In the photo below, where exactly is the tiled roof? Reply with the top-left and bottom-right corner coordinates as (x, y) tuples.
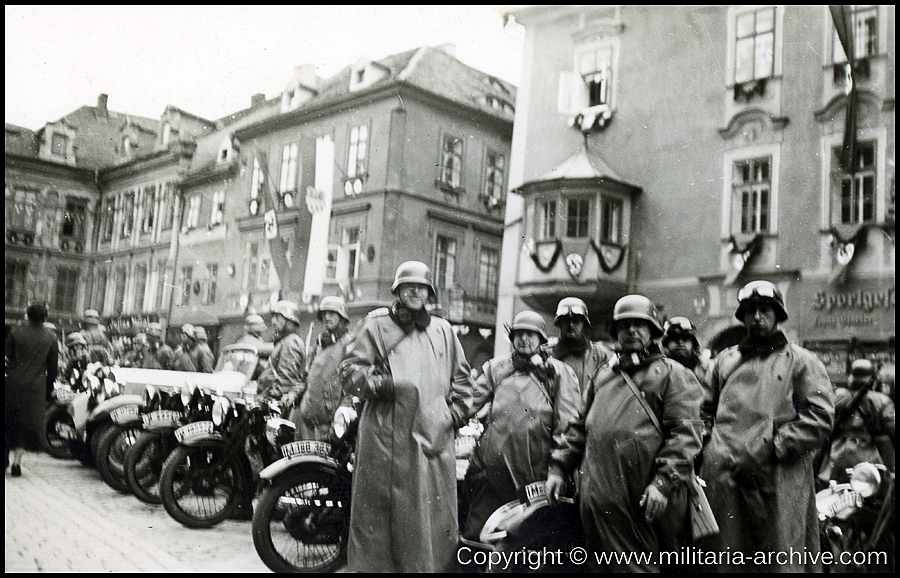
(188, 99), (283, 173)
(5, 124), (39, 157)
(300, 46), (516, 121)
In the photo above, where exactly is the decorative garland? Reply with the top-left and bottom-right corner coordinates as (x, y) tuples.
(727, 234), (761, 255)
(590, 239), (628, 273)
(828, 225), (867, 248)
(527, 238), (563, 273)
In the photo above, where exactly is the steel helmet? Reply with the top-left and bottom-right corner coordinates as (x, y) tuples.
(317, 295), (350, 323)
(66, 332), (88, 348)
(83, 309), (101, 323)
(850, 359), (876, 380)
(507, 311), (548, 343)
(610, 295), (664, 339)
(193, 327), (208, 341)
(391, 261), (435, 296)
(272, 300), (302, 325)
(663, 316), (700, 347)
(554, 297), (590, 326)
(735, 280), (788, 322)
(147, 322), (164, 337)
(244, 314), (265, 326)
(180, 324), (196, 339)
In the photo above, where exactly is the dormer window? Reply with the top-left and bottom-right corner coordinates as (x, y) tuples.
(51, 133), (68, 158)
(217, 137), (234, 164)
(162, 122), (172, 146)
(349, 59), (387, 92)
(355, 68), (366, 84)
(123, 136), (133, 156)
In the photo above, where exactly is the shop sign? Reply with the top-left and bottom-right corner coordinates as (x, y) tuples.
(811, 288), (894, 329)
(103, 315), (159, 337)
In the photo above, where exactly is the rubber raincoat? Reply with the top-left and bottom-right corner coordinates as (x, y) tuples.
(819, 386), (894, 484)
(551, 340), (613, 394)
(292, 331), (352, 441)
(257, 332), (306, 401)
(462, 353), (581, 539)
(554, 354), (703, 572)
(700, 336), (834, 572)
(340, 308), (477, 573)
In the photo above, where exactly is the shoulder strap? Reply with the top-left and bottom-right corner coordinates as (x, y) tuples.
(619, 369), (664, 437)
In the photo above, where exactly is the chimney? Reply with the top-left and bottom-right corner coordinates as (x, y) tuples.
(251, 93), (265, 109)
(97, 94), (109, 117)
(293, 65), (319, 91)
(436, 43), (456, 58)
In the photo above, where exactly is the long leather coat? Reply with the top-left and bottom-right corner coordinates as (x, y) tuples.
(700, 337), (834, 572)
(555, 355), (703, 572)
(820, 386), (894, 483)
(340, 309), (477, 573)
(551, 340), (613, 394)
(257, 332), (306, 401)
(462, 353), (580, 539)
(291, 331), (352, 441)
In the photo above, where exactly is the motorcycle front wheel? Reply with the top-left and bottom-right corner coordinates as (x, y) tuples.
(252, 466), (351, 573)
(159, 444), (244, 528)
(96, 423), (144, 493)
(125, 431), (174, 504)
(42, 405), (75, 459)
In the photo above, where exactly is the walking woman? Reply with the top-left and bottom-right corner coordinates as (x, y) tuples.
(6, 303), (59, 476)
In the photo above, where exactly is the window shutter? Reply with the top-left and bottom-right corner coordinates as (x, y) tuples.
(558, 71), (588, 115)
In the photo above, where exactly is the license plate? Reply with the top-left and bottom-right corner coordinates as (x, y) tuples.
(174, 421), (214, 443)
(55, 389), (77, 403)
(142, 410), (185, 429)
(525, 481), (547, 502)
(281, 440), (332, 459)
(110, 405), (141, 424)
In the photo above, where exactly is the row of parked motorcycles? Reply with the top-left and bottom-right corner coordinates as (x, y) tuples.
(41, 344), (351, 573)
(42, 343), (891, 573)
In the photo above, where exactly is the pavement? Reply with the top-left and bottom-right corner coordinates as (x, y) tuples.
(5, 450), (274, 573)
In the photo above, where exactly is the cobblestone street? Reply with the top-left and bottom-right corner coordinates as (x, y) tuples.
(5, 450), (271, 573)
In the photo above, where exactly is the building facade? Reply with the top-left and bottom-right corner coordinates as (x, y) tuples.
(498, 5), (894, 385)
(6, 46), (513, 367)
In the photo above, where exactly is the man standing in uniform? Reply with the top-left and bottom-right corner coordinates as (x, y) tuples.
(193, 327), (215, 373)
(80, 309), (112, 365)
(550, 297), (613, 394)
(6, 303), (59, 476)
(819, 358), (894, 484)
(662, 316), (713, 437)
(257, 301), (307, 404)
(340, 261), (477, 573)
(145, 322), (174, 370)
(291, 296), (353, 441)
(172, 324), (200, 372)
(547, 295), (703, 572)
(235, 314), (274, 361)
(700, 280), (834, 571)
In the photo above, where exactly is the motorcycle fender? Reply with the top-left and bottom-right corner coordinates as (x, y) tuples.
(144, 423), (180, 434)
(88, 395), (143, 425)
(259, 454), (339, 481)
(69, 393), (92, 433)
(180, 432), (226, 447)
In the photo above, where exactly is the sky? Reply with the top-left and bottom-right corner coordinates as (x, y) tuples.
(5, 5), (525, 130)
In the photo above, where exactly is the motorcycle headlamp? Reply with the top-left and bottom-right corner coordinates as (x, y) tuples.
(333, 406), (358, 440)
(142, 385), (158, 410)
(181, 382), (195, 406)
(849, 462), (882, 498)
(265, 417), (297, 448)
(212, 397), (230, 426)
(104, 378), (120, 398)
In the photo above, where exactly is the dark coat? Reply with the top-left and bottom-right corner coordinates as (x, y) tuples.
(257, 332), (306, 401)
(292, 331), (352, 441)
(6, 322), (59, 450)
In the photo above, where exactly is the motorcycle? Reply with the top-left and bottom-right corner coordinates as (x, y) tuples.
(158, 387), (288, 528)
(124, 382), (211, 504)
(66, 363), (144, 467)
(121, 344), (261, 503)
(252, 408), (578, 574)
(42, 377), (83, 459)
(817, 462), (895, 573)
(251, 406), (356, 573)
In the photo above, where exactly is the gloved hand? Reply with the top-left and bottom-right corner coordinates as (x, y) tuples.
(280, 391), (298, 408)
(545, 471), (567, 507)
(368, 374), (395, 400)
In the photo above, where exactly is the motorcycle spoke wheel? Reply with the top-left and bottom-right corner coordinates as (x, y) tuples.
(252, 467), (350, 573)
(125, 431), (169, 504)
(42, 406), (75, 459)
(160, 445), (243, 528)
(96, 424), (141, 494)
